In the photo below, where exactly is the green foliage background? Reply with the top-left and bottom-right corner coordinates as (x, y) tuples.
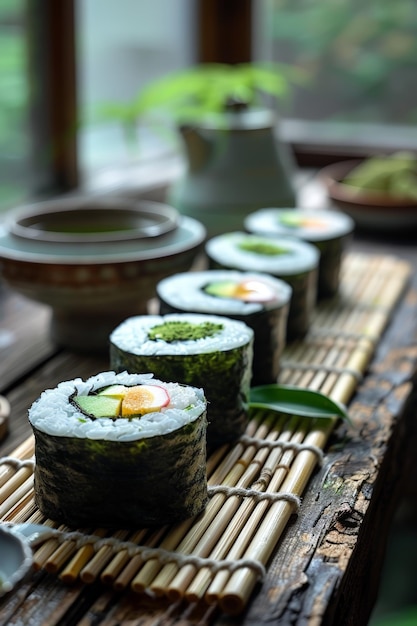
(268, 0), (417, 123)
(0, 0), (28, 209)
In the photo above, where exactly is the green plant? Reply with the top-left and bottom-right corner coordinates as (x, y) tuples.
(97, 62), (305, 154)
(135, 62), (302, 120)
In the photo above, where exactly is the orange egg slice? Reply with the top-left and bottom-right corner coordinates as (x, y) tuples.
(121, 384), (170, 417)
(233, 280), (276, 302)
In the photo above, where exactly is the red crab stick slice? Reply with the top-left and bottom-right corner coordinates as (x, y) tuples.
(121, 384), (170, 417)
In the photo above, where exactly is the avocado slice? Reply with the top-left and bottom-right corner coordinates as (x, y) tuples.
(97, 384), (128, 399)
(74, 395), (121, 418)
(204, 280), (238, 298)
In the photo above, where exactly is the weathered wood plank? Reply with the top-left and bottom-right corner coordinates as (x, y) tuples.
(0, 284), (56, 393)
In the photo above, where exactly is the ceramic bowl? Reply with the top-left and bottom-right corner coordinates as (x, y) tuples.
(0, 196), (206, 352)
(318, 159), (417, 231)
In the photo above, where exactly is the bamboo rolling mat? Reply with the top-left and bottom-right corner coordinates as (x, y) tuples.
(0, 252), (412, 616)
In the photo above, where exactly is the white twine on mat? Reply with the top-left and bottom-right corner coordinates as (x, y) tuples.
(208, 485), (301, 510)
(280, 361), (363, 382)
(5, 525), (266, 581)
(0, 456), (35, 470)
(238, 435), (324, 465)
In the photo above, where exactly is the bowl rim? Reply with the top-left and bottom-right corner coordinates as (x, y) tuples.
(318, 159), (417, 209)
(6, 196), (180, 244)
(0, 215), (207, 265)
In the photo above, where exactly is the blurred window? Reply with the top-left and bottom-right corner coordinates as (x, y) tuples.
(254, 0), (417, 161)
(77, 0), (197, 183)
(2, 0), (417, 211)
(0, 0), (29, 211)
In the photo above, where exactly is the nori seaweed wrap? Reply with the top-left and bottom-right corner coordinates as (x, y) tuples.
(205, 232), (320, 340)
(28, 371), (208, 528)
(245, 208), (354, 298)
(109, 313), (254, 446)
(156, 270), (292, 385)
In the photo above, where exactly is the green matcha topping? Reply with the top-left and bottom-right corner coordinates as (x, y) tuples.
(238, 238), (290, 256)
(148, 320), (224, 342)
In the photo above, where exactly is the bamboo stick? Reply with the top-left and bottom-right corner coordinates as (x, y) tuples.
(80, 529), (131, 584)
(0, 452), (34, 488)
(45, 539), (78, 574)
(25, 509), (45, 524)
(0, 475), (33, 518)
(33, 523), (66, 571)
(4, 499), (37, 524)
(113, 527), (167, 592)
(0, 467), (34, 504)
(3, 492), (35, 522)
(59, 528), (108, 584)
(100, 529), (148, 585)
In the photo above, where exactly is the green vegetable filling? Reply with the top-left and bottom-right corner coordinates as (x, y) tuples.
(278, 213), (302, 228)
(237, 238), (290, 256)
(203, 280), (236, 298)
(74, 395), (121, 418)
(147, 320), (224, 342)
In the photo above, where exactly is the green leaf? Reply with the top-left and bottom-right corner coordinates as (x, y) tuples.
(249, 384), (350, 422)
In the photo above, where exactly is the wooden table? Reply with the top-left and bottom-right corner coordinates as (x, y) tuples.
(1, 181), (417, 626)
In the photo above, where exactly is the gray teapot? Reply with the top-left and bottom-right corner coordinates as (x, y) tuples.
(168, 109), (297, 238)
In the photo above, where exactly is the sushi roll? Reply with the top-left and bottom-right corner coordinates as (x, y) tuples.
(205, 232), (320, 340)
(110, 313), (254, 446)
(156, 270), (292, 385)
(28, 371), (208, 528)
(244, 208), (354, 298)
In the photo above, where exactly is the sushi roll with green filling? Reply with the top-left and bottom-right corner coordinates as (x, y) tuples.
(245, 208), (354, 298)
(205, 232), (320, 340)
(110, 313), (254, 446)
(156, 270), (292, 385)
(28, 371), (208, 528)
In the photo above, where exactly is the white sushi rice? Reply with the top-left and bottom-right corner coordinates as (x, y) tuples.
(28, 371), (206, 441)
(244, 208), (355, 242)
(205, 231), (320, 275)
(157, 270), (292, 314)
(110, 313), (254, 356)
